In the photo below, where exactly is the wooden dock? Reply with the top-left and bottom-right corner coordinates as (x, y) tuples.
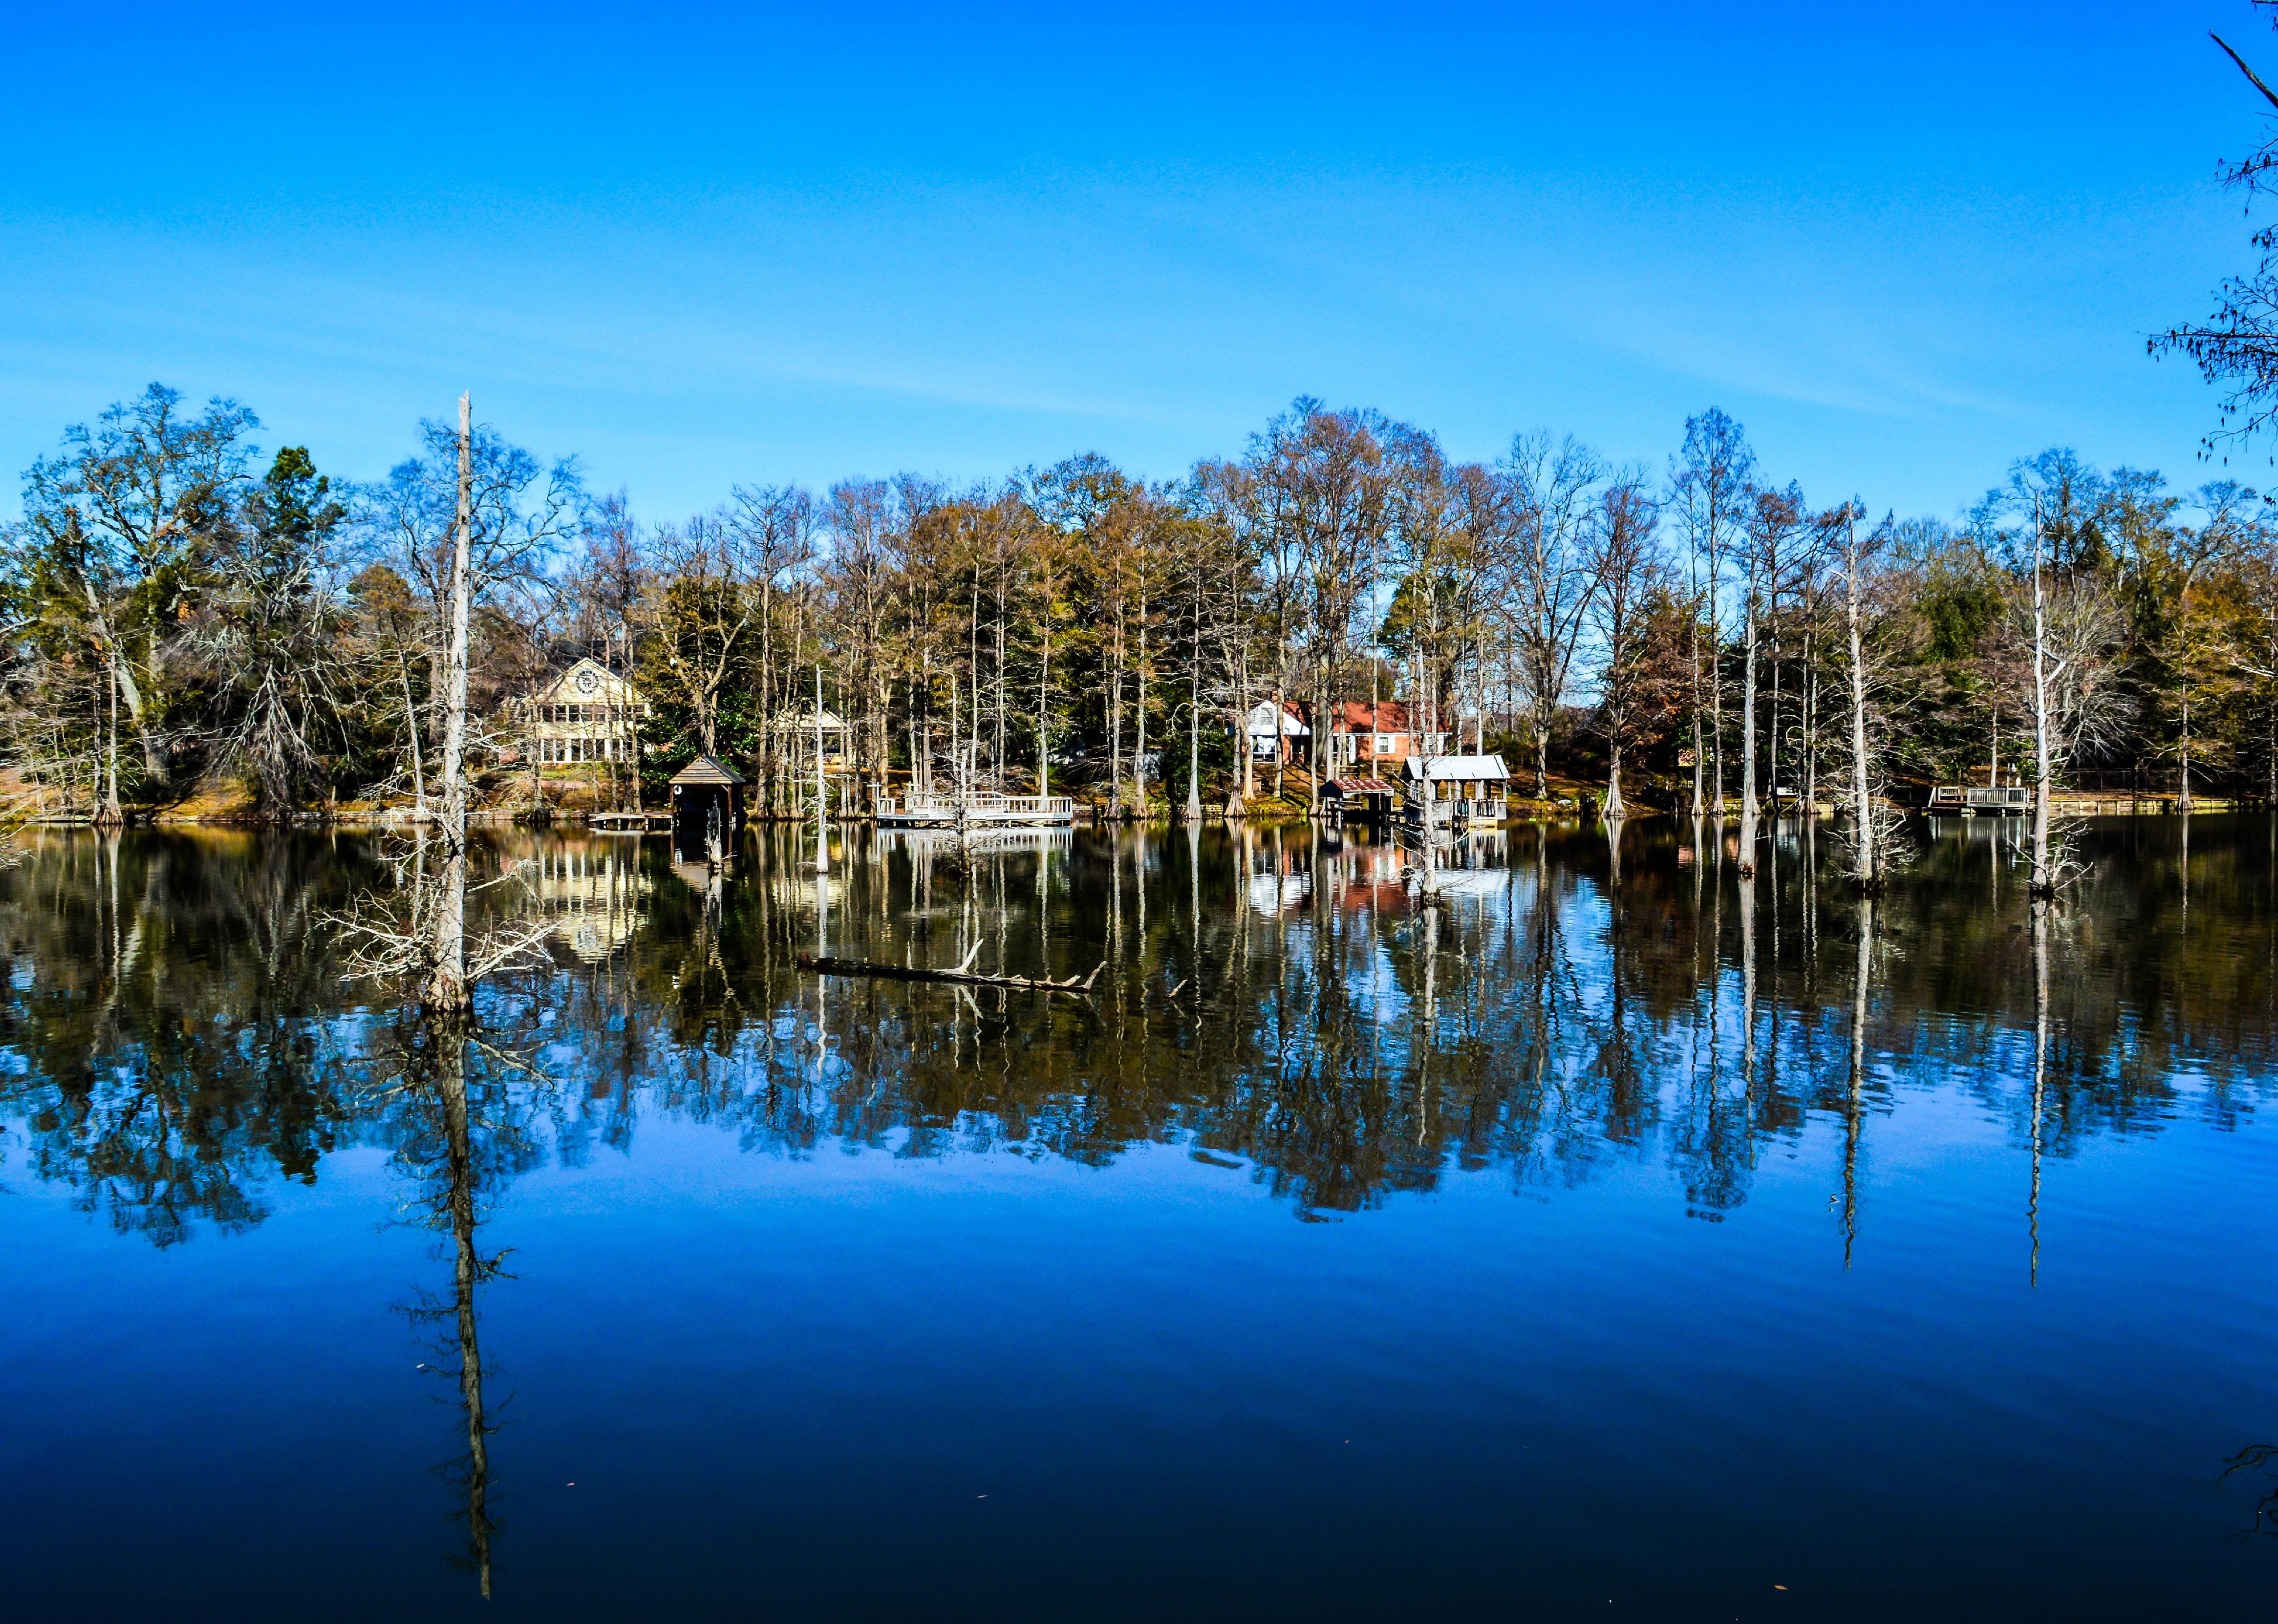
(875, 792), (1075, 829)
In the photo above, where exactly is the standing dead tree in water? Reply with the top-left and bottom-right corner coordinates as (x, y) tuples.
(353, 397), (582, 1010)
(430, 397), (479, 1009)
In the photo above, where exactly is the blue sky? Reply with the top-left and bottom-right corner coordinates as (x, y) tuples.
(1, 2), (2267, 523)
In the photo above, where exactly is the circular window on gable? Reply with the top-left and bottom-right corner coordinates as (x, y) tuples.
(574, 670), (600, 696)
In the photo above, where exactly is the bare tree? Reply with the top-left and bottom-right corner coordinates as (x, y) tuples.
(1829, 502), (1888, 889)
(1506, 432), (1603, 799)
(1671, 409), (1756, 821)
(1246, 399), (1407, 813)
(430, 397), (478, 1009)
(640, 490), (811, 762)
(1737, 483), (1804, 872)
(352, 398), (583, 1009)
(1583, 474), (1665, 820)
(2154, 16), (2278, 454)
(2017, 498), (2127, 893)
(19, 383), (260, 790)
(571, 492), (652, 809)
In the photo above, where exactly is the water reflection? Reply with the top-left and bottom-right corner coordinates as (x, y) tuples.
(4, 818), (2271, 1238)
(1, 815), (2275, 1586)
(389, 1018), (522, 1598)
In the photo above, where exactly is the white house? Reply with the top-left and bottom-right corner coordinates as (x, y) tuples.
(1240, 701), (1309, 763)
(515, 658), (648, 768)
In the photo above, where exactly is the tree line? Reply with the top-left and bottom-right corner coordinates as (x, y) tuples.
(6, 382), (2277, 835)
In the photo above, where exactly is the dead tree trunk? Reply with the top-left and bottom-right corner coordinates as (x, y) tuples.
(2028, 498), (2057, 895)
(1843, 511), (1876, 890)
(424, 393), (475, 1013)
(1739, 576), (1761, 873)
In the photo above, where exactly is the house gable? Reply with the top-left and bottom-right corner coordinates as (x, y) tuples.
(536, 658), (643, 708)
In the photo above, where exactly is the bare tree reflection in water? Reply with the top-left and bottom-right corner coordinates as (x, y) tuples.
(0, 830), (381, 1243)
(2030, 896), (2050, 1287)
(2, 815), (2273, 1241)
(1841, 895), (1872, 1270)
(386, 1015), (542, 1600)
(9, 818), (2278, 1566)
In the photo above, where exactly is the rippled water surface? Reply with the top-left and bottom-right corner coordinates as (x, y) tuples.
(2, 815), (2274, 1620)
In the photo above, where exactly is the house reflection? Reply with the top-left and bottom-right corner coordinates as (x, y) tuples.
(0, 816), (2269, 1238)
(520, 841), (652, 962)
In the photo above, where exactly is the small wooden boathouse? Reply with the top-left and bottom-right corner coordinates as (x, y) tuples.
(1321, 777), (1397, 825)
(669, 756), (746, 856)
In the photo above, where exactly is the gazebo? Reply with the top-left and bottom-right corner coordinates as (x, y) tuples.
(669, 756), (746, 858)
(1401, 754), (1510, 831)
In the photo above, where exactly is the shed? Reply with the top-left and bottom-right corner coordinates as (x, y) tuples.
(669, 756), (746, 858)
(1322, 777), (1397, 824)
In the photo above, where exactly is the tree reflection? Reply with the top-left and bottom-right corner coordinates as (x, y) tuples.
(1842, 895), (1872, 1268)
(0, 830), (378, 1242)
(0, 817), (2269, 1244)
(385, 1013), (541, 1598)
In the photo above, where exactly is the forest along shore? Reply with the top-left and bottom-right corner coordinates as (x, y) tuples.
(7, 389), (2273, 836)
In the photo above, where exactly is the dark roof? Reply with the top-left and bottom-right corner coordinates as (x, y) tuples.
(1325, 777), (1395, 795)
(669, 754), (746, 786)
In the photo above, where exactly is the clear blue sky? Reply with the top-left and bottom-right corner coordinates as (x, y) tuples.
(1, 2), (2267, 524)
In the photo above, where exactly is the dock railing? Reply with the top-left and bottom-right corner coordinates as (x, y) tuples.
(1926, 786), (2034, 811)
(877, 792), (1075, 821)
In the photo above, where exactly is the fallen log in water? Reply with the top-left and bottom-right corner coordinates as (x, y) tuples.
(795, 950), (1106, 996)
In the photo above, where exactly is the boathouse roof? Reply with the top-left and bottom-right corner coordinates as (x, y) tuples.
(1402, 754), (1509, 782)
(669, 755), (746, 786)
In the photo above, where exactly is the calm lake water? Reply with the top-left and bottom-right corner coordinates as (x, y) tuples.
(2, 815), (2273, 1620)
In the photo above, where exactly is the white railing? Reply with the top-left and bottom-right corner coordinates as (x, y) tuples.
(878, 793), (1075, 819)
(1928, 786), (2034, 809)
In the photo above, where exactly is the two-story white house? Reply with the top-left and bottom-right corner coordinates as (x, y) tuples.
(511, 658), (649, 768)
